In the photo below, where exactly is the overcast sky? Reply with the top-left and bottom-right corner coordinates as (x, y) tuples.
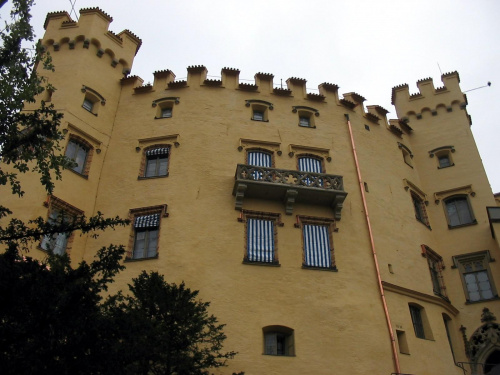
(3, 0), (499, 193)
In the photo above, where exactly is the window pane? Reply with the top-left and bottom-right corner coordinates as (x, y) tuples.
(446, 201), (460, 226)
(253, 111), (264, 121)
(162, 108), (172, 118)
(158, 157), (169, 176)
(74, 146), (87, 174)
(439, 155), (451, 168)
(66, 141), (77, 159)
(456, 199), (473, 224)
(145, 159), (157, 177)
(299, 116), (310, 127)
(83, 99), (93, 111)
(134, 231), (146, 259)
(265, 333), (277, 355)
(52, 233), (68, 255)
(146, 229), (158, 258)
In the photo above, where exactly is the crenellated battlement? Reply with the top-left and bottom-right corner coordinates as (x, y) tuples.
(122, 64), (396, 128)
(42, 7), (142, 73)
(391, 72), (467, 121)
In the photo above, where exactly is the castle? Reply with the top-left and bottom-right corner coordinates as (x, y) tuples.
(5, 7), (500, 374)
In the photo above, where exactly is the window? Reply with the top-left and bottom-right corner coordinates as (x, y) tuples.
(453, 251), (497, 303)
(298, 155), (323, 187)
(297, 216), (336, 270)
(411, 192), (429, 227)
(247, 218), (275, 263)
(246, 99), (272, 122)
(241, 211), (281, 265)
(421, 245), (446, 298)
(429, 146), (455, 169)
(127, 205), (168, 261)
(263, 326), (294, 356)
(144, 147), (170, 178)
(81, 85), (105, 116)
(442, 314), (456, 361)
(398, 142), (413, 167)
(292, 106), (318, 128)
(153, 96), (179, 119)
(409, 305), (425, 339)
(40, 197), (83, 256)
(444, 195), (475, 228)
(396, 330), (410, 354)
(247, 149), (272, 180)
(133, 214), (160, 259)
(409, 304), (433, 339)
(65, 138), (90, 175)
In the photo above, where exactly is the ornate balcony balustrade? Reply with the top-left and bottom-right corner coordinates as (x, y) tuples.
(232, 164), (347, 219)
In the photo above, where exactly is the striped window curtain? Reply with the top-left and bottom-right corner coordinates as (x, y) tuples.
(303, 224), (331, 268)
(248, 150), (272, 180)
(298, 157), (323, 186)
(247, 218), (275, 263)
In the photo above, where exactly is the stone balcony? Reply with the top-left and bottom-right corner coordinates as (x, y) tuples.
(232, 164), (347, 219)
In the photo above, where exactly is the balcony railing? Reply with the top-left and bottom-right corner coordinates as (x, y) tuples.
(232, 164), (347, 219)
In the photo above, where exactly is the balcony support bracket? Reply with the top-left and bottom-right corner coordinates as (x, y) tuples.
(285, 189), (298, 215)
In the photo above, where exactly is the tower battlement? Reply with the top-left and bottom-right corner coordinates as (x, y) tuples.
(42, 7), (141, 74)
(391, 72), (467, 120)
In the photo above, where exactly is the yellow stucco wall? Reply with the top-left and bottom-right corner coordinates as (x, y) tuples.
(2, 8), (499, 375)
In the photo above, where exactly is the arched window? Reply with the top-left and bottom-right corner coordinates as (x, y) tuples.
(247, 149), (273, 181)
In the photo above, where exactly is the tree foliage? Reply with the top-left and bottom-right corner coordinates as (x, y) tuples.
(109, 272), (237, 375)
(0, 0), (72, 212)
(0, 244), (127, 374)
(0, 248), (237, 374)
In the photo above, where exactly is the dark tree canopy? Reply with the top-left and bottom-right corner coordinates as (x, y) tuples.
(110, 272), (237, 375)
